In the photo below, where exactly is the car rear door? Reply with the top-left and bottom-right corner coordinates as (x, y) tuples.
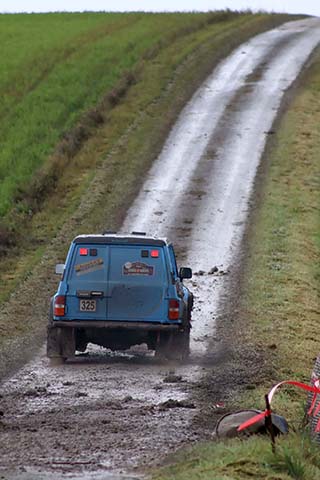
(65, 244), (109, 320)
(107, 245), (167, 322)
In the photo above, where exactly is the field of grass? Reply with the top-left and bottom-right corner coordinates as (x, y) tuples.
(0, 12), (221, 216)
(153, 46), (320, 480)
(0, 11), (294, 306)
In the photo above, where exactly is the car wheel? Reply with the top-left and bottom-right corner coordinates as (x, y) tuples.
(47, 304), (75, 360)
(165, 329), (190, 361)
(175, 328), (190, 361)
(155, 332), (170, 360)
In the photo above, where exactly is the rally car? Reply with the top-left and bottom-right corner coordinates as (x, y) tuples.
(47, 233), (193, 361)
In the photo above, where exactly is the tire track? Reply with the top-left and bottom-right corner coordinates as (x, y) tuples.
(122, 18), (320, 352)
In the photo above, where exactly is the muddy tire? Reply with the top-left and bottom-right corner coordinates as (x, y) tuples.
(172, 305), (192, 361)
(165, 307), (191, 361)
(47, 324), (61, 358)
(47, 326), (75, 360)
(168, 329), (190, 361)
(155, 329), (190, 361)
(310, 355), (320, 444)
(75, 329), (88, 353)
(155, 332), (170, 360)
(47, 302), (75, 360)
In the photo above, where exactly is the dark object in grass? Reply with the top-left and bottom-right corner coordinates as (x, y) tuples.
(215, 409), (289, 439)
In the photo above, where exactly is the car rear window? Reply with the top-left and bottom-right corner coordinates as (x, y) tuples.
(67, 245), (166, 283)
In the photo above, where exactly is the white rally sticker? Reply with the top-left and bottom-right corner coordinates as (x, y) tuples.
(123, 261), (154, 276)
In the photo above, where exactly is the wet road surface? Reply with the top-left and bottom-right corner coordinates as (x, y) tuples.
(1, 18), (320, 480)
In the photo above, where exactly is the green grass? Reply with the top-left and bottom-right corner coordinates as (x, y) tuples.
(0, 10), (259, 217)
(151, 41), (320, 480)
(0, 12), (207, 215)
(153, 434), (320, 480)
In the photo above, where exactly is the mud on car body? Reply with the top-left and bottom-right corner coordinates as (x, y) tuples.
(47, 233), (193, 361)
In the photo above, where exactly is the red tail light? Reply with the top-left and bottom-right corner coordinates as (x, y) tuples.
(168, 299), (180, 320)
(54, 295), (66, 316)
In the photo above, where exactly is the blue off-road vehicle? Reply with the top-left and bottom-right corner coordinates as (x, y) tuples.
(47, 233), (193, 361)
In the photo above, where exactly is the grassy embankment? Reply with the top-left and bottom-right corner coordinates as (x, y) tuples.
(0, 12), (293, 316)
(153, 48), (320, 480)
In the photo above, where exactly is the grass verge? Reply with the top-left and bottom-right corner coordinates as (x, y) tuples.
(151, 38), (320, 480)
(154, 434), (320, 480)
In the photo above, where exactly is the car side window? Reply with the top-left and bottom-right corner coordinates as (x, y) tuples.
(168, 245), (178, 279)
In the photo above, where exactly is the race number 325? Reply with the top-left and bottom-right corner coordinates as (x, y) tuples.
(79, 299), (96, 312)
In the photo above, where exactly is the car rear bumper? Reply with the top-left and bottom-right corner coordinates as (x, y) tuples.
(52, 320), (181, 331)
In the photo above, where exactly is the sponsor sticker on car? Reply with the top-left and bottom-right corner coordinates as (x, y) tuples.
(75, 258), (104, 276)
(123, 261), (154, 276)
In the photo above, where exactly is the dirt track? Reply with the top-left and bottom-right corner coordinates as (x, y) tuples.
(1, 18), (320, 480)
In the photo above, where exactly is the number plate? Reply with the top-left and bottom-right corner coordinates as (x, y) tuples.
(79, 299), (96, 312)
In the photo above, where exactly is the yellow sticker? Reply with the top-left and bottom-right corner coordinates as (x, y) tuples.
(75, 258), (104, 276)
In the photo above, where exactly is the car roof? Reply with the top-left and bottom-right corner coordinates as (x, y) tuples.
(73, 234), (168, 247)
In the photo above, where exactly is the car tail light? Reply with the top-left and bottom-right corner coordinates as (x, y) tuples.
(168, 299), (180, 320)
(79, 248), (88, 256)
(54, 295), (66, 316)
(151, 250), (159, 258)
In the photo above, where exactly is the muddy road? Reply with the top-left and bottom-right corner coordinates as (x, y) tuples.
(1, 18), (320, 480)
